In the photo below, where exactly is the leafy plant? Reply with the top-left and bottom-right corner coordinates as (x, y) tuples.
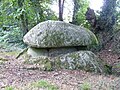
(0, 27), (26, 51)
(32, 80), (58, 90)
(80, 82), (91, 90)
(0, 0), (57, 35)
(5, 86), (14, 90)
(72, 0), (90, 28)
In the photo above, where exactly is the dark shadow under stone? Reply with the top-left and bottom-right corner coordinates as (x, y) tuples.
(27, 46), (87, 58)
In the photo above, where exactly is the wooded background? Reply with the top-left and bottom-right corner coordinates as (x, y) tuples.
(0, 0), (120, 51)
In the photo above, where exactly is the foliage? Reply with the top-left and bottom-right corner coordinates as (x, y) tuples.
(116, 0), (120, 23)
(26, 0), (57, 26)
(0, 0), (57, 50)
(98, 0), (117, 31)
(32, 80), (58, 90)
(0, 0), (57, 28)
(92, 0), (118, 51)
(72, 0), (90, 28)
(115, 0), (120, 31)
(0, 27), (26, 51)
(1, 28), (22, 43)
(80, 82), (91, 90)
(5, 86), (14, 90)
(0, 0), (119, 51)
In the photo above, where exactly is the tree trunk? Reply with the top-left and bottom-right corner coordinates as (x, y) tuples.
(58, 0), (65, 21)
(20, 14), (28, 36)
(18, 0), (28, 36)
(72, 0), (80, 24)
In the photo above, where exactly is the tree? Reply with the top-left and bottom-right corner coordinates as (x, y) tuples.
(18, 0), (28, 36)
(58, 0), (65, 21)
(0, 0), (57, 33)
(98, 0), (117, 32)
(0, 0), (16, 28)
(93, 0), (117, 50)
(116, 0), (120, 29)
(71, 0), (90, 28)
(0, 0), (57, 47)
(72, 0), (80, 24)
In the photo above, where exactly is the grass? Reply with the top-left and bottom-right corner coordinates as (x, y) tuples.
(2, 51), (19, 57)
(3, 80), (58, 90)
(31, 80), (58, 90)
(5, 86), (14, 90)
(80, 82), (91, 90)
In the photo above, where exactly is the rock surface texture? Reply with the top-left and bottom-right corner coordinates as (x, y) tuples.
(26, 51), (105, 73)
(23, 20), (98, 48)
(23, 20), (106, 73)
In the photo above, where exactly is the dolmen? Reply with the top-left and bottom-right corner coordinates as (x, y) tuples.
(23, 20), (106, 73)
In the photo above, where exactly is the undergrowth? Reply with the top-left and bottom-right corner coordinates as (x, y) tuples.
(0, 27), (26, 51)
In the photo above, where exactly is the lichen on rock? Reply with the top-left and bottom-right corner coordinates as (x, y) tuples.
(23, 20), (98, 48)
(22, 20), (104, 73)
(53, 51), (105, 73)
(24, 51), (106, 73)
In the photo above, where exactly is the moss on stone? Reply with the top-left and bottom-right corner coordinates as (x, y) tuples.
(23, 20), (98, 48)
(43, 58), (53, 71)
(23, 50), (106, 73)
(43, 30), (65, 47)
(68, 52), (80, 60)
(53, 58), (62, 70)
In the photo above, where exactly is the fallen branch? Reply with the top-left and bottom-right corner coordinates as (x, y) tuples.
(16, 47), (29, 59)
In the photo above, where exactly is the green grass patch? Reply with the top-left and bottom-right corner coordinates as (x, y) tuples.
(32, 80), (58, 90)
(5, 86), (14, 90)
(79, 82), (91, 90)
(2, 51), (20, 57)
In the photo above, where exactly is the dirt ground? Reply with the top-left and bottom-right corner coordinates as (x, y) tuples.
(0, 43), (120, 90)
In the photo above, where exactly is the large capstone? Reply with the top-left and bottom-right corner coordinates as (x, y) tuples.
(23, 20), (98, 48)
